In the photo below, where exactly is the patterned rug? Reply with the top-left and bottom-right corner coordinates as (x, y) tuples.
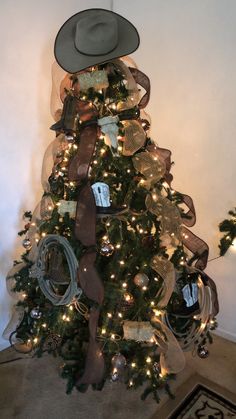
(169, 384), (236, 418)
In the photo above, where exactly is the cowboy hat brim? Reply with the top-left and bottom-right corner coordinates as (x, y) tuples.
(54, 8), (140, 74)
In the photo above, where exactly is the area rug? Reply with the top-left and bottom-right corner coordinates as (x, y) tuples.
(169, 384), (236, 418)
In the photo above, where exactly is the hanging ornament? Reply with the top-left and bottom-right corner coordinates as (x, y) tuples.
(100, 239), (114, 257)
(92, 182), (111, 208)
(77, 69), (109, 91)
(24, 223), (31, 231)
(123, 321), (155, 342)
(142, 235), (154, 248)
(111, 369), (119, 382)
(65, 133), (75, 142)
(30, 308), (42, 320)
(44, 333), (62, 351)
(133, 272), (149, 288)
(111, 353), (127, 369)
(121, 293), (134, 313)
(22, 238), (32, 251)
(153, 362), (161, 375)
(197, 345), (209, 359)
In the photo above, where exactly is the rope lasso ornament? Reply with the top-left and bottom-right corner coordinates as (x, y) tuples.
(30, 234), (82, 306)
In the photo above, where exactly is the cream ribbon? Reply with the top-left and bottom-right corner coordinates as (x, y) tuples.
(151, 255), (176, 308)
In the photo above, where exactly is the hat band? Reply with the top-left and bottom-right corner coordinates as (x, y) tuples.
(74, 40), (118, 57)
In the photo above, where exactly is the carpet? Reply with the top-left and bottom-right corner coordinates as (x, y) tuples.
(169, 384), (236, 418)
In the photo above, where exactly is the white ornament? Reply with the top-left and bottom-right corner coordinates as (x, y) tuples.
(92, 182), (111, 207)
(123, 321), (155, 342)
(58, 200), (77, 218)
(182, 283), (198, 307)
(98, 115), (119, 149)
(77, 70), (109, 91)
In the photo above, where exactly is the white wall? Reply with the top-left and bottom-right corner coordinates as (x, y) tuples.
(0, 0), (236, 349)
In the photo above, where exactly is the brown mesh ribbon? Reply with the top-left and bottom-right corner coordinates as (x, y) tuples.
(67, 105), (105, 386)
(129, 67), (151, 109)
(181, 194), (196, 227)
(147, 145), (173, 185)
(182, 226), (209, 270)
(146, 144), (205, 268)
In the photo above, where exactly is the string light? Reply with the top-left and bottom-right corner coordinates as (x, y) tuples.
(142, 286), (147, 291)
(93, 160), (98, 165)
(116, 243), (121, 249)
(118, 145), (122, 152)
(150, 301), (155, 307)
(146, 370), (151, 376)
(146, 357), (152, 363)
(129, 380), (133, 387)
(118, 312), (123, 318)
(111, 334), (115, 340)
(104, 172), (108, 177)
(122, 282), (127, 288)
(131, 362), (136, 368)
(42, 323), (47, 328)
(100, 148), (106, 154)
(131, 216), (136, 221)
(101, 328), (106, 335)
(110, 274), (115, 279)
(107, 313), (112, 318)
(33, 337), (38, 344)
(154, 309), (162, 316)
(119, 260), (125, 265)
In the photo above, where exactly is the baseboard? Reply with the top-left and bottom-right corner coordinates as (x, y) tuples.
(213, 328), (236, 343)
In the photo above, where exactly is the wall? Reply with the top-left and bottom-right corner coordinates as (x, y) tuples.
(0, 0), (236, 349)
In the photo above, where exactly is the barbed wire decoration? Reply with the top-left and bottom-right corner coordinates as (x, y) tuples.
(29, 234), (82, 306)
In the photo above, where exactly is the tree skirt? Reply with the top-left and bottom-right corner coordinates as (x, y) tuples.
(169, 384), (236, 418)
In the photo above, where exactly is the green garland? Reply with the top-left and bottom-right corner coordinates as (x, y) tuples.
(219, 208), (236, 256)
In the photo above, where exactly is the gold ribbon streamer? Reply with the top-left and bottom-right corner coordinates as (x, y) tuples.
(122, 120), (147, 156)
(146, 191), (182, 239)
(152, 317), (186, 375)
(132, 151), (166, 189)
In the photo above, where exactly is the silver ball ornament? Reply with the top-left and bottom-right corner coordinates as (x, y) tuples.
(134, 272), (149, 288)
(153, 362), (161, 374)
(197, 345), (209, 359)
(30, 308), (42, 320)
(100, 240), (114, 257)
(111, 353), (127, 369)
(22, 238), (32, 251)
(111, 370), (119, 382)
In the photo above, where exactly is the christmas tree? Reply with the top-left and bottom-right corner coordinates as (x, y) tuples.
(3, 9), (219, 402)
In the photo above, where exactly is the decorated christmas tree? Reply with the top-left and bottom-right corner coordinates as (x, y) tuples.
(3, 9), (219, 402)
